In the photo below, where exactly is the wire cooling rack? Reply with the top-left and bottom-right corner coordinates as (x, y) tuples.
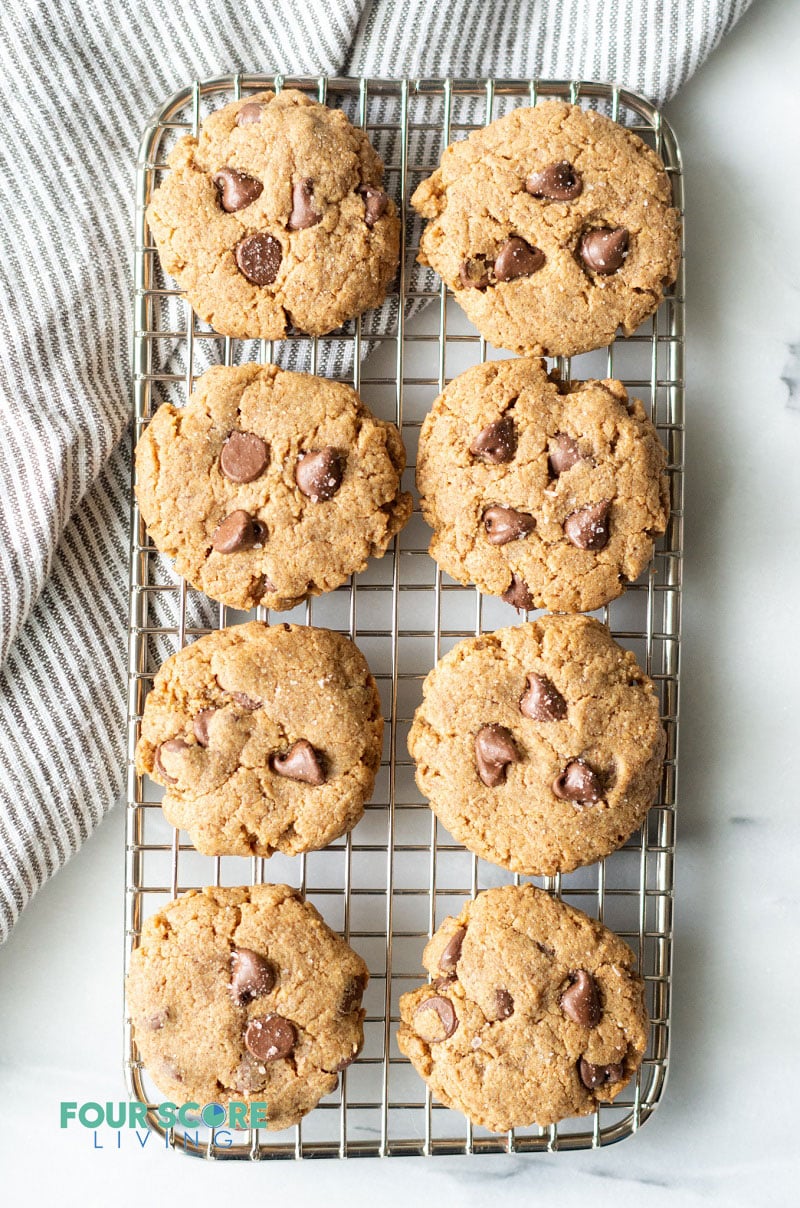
(126, 75), (684, 1159)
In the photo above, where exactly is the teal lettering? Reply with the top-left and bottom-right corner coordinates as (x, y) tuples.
(228, 1102), (248, 1130)
(60, 1102), (77, 1128)
(250, 1102), (268, 1127)
(80, 1103), (104, 1128)
(129, 1101), (149, 1128)
(105, 1102), (126, 1129)
(177, 1103), (201, 1128)
(156, 1102), (176, 1128)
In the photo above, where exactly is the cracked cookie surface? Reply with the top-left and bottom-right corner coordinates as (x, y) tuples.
(397, 883), (648, 1130)
(127, 885), (368, 1129)
(412, 100), (680, 356)
(416, 357), (669, 613)
(147, 89), (400, 337)
(136, 622), (383, 857)
(407, 615), (665, 875)
(135, 363), (412, 612)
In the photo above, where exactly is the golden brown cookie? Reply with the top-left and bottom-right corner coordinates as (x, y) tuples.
(416, 357), (669, 613)
(412, 101), (680, 356)
(397, 884), (648, 1131)
(127, 885), (368, 1130)
(147, 89), (400, 337)
(407, 615), (665, 875)
(135, 363), (412, 612)
(136, 622), (383, 857)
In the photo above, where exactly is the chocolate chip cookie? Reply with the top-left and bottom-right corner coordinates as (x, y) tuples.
(135, 363), (412, 612)
(136, 622), (383, 857)
(127, 885), (368, 1130)
(147, 89), (400, 337)
(397, 884), (648, 1131)
(407, 614), (665, 875)
(416, 357), (669, 613)
(412, 100), (680, 356)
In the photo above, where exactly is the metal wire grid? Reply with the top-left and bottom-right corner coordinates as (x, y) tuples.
(125, 75), (684, 1160)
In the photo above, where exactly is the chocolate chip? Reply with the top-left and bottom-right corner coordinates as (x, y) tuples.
(236, 102), (265, 126)
(470, 416), (517, 463)
(578, 1057), (624, 1090)
(482, 505), (535, 546)
(289, 178), (321, 230)
(578, 227), (629, 275)
(438, 926), (466, 973)
(154, 738), (189, 783)
(231, 948), (276, 1004)
(560, 970), (602, 1027)
(432, 974), (456, 991)
(413, 995), (458, 1042)
(474, 724), (519, 788)
(526, 160), (583, 201)
(502, 574), (536, 611)
(219, 431), (268, 483)
(357, 185), (389, 227)
(213, 167), (263, 213)
(271, 739), (326, 785)
(495, 989), (514, 1019)
(339, 974), (367, 1014)
(564, 500), (612, 550)
(519, 673), (567, 722)
(235, 232), (282, 285)
(145, 1008), (169, 1031)
(232, 1054), (265, 1093)
(459, 255), (492, 289)
(552, 758), (603, 804)
(494, 236), (545, 281)
(192, 708), (216, 747)
(244, 1014), (296, 1062)
(548, 432), (583, 477)
(211, 509), (261, 553)
(295, 448), (344, 501)
(231, 691), (261, 710)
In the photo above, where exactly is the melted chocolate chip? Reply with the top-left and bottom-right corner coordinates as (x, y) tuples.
(470, 416), (517, 463)
(474, 724), (519, 788)
(231, 948), (276, 1004)
(244, 1014), (296, 1062)
(211, 509), (262, 553)
(494, 236), (546, 281)
(289, 178), (321, 229)
(459, 255), (492, 289)
(578, 1057), (624, 1090)
(145, 1008), (169, 1031)
(438, 926), (466, 973)
(502, 574), (536, 611)
(414, 995), (458, 1042)
(526, 160), (583, 201)
(519, 673), (567, 722)
(235, 232), (282, 285)
(295, 448), (344, 501)
(219, 431), (268, 483)
(213, 167), (263, 213)
(495, 989), (514, 1019)
(578, 227), (629, 275)
(482, 504), (535, 546)
(357, 185), (389, 227)
(548, 432), (583, 477)
(192, 708), (216, 747)
(560, 970), (602, 1027)
(339, 974), (367, 1014)
(154, 738), (189, 783)
(270, 739), (326, 785)
(564, 500), (612, 550)
(231, 691), (261, 710)
(552, 758), (603, 805)
(236, 102), (265, 126)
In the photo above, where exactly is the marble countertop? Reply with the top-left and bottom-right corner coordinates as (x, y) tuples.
(2, 1), (798, 1203)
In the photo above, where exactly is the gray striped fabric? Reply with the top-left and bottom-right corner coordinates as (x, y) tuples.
(0, 0), (751, 943)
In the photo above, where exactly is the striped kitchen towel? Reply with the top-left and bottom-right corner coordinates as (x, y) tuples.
(0, 0), (752, 943)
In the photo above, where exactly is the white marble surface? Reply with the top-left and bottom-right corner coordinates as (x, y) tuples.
(2, 1), (800, 1203)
